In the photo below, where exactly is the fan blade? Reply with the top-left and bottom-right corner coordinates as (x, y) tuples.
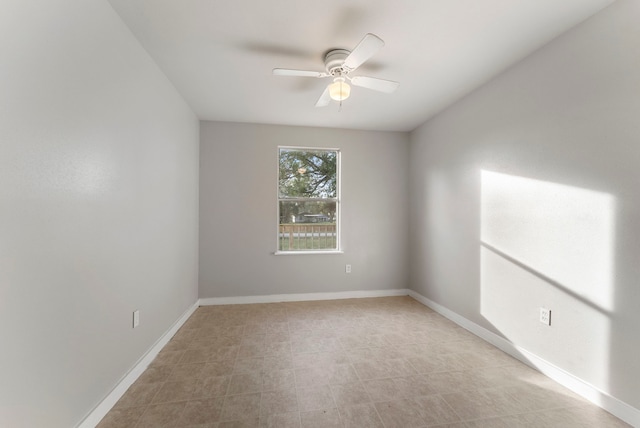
(350, 76), (399, 93)
(343, 33), (385, 72)
(315, 85), (331, 107)
(273, 68), (327, 78)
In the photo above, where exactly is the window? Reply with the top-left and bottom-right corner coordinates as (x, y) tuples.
(278, 147), (339, 252)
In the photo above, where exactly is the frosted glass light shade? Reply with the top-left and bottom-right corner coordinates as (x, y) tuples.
(329, 78), (350, 101)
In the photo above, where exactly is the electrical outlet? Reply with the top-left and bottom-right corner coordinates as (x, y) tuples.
(345, 264), (352, 274)
(133, 310), (140, 328)
(539, 307), (551, 326)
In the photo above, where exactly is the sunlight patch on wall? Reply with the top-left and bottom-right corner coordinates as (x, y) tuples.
(480, 169), (615, 387)
(481, 170), (614, 310)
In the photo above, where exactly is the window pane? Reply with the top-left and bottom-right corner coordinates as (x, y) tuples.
(279, 201), (337, 251)
(279, 149), (337, 199)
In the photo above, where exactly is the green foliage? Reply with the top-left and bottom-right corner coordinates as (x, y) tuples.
(279, 149), (337, 198)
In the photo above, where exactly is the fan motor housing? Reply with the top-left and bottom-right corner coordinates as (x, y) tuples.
(324, 49), (350, 75)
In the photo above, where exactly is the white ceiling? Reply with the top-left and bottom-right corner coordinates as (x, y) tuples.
(107, 0), (614, 132)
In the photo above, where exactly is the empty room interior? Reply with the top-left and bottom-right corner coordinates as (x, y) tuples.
(3, 0), (640, 427)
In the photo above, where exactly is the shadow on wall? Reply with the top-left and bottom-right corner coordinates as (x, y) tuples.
(479, 170), (615, 395)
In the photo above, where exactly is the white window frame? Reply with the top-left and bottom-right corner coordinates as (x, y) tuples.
(275, 146), (341, 255)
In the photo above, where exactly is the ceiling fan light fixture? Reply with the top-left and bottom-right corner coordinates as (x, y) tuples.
(273, 34), (398, 107)
(329, 77), (350, 101)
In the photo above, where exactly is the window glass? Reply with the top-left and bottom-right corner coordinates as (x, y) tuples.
(278, 148), (339, 252)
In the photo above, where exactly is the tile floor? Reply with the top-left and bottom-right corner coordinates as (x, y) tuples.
(97, 296), (630, 427)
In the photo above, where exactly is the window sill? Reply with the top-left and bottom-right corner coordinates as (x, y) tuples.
(274, 250), (344, 256)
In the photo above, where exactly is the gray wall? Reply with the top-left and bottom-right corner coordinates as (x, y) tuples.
(0, 1), (199, 427)
(200, 121), (409, 298)
(409, 0), (640, 411)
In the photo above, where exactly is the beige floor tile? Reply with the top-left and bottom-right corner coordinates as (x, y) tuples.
(408, 353), (475, 374)
(442, 386), (532, 420)
(339, 334), (388, 349)
(437, 337), (497, 354)
(381, 332), (416, 346)
(539, 404), (632, 427)
(208, 336), (243, 348)
(294, 365), (330, 387)
(292, 352), (322, 369)
(260, 389), (298, 417)
(412, 395), (461, 426)
(374, 399), (426, 428)
(180, 347), (214, 364)
(259, 411), (301, 428)
(152, 379), (196, 404)
(322, 351), (353, 365)
(290, 338), (318, 354)
(263, 322), (290, 336)
(218, 417), (260, 427)
(292, 337), (342, 354)
(352, 360), (392, 380)
(394, 375), (437, 398)
(299, 408), (342, 428)
(463, 412), (544, 428)
(95, 406), (146, 428)
(263, 341), (292, 358)
(178, 398), (225, 425)
(97, 299), (630, 428)
(234, 357), (265, 375)
(209, 344), (240, 362)
(162, 339), (190, 352)
(169, 363), (206, 382)
(327, 363), (360, 384)
(227, 373), (263, 395)
(262, 369), (295, 391)
(192, 375), (231, 399)
(410, 329), (453, 344)
(363, 378), (405, 402)
(264, 331), (291, 344)
(421, 371), (481, 395)
(499, 384), (583, 414)
(386, 358), (419, 377)
(202, 360), (237, 377)
(263, 354), (294, 371)
(240, 334), (265, 346)
(343, 347), (379, 363)
(376, 344), (418, 360)
(114, 382), (164, 408)
(339, 403), (384, 428)
(137, 364), (174, 384)
(220, 393), (261, 421)
(190, 338), (219, 350)
(135, 402), (186, 428)
(457, 349), (517, 370)
(183, 422), (217, 427)
(467, 365), (530, 390)
(173, 327), (201, 341)
(425, 424), (467, 428)
(152, 349), (186, 366)
(296, 385), (336, 411)
(330, 382), (371, 408)
(238, 343), (266, 358)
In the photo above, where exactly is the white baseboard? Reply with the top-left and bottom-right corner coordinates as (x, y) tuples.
(199, 288), (410, 306)
(407, 290), (640, 427)
(76, 300), (200, 428)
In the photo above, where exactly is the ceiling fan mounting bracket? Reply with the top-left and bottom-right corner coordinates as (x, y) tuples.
(324, 49), (351, 76)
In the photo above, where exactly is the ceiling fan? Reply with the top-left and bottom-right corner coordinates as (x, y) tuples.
(273, 33), (399, 107)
